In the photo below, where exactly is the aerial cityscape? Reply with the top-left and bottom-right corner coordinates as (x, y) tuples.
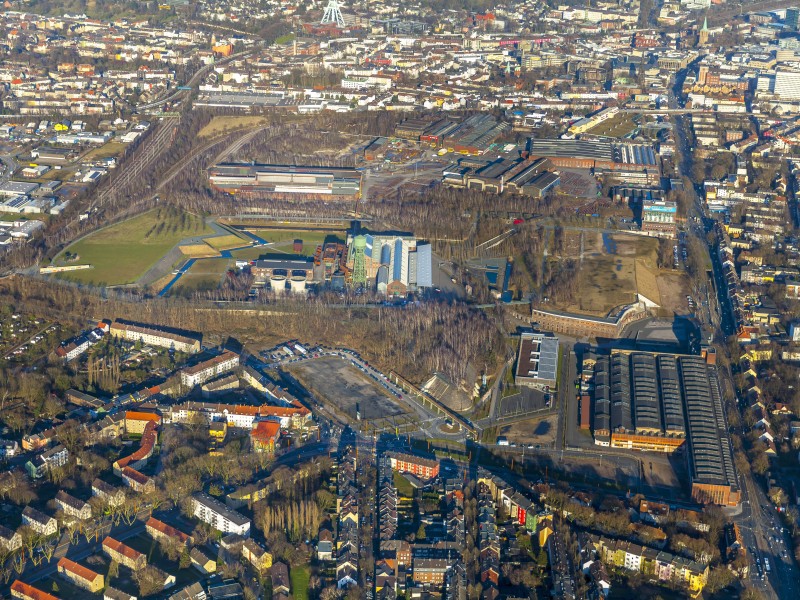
(0, 0), (799, 598)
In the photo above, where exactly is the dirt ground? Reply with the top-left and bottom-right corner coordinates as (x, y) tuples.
(557, 232), (691, 317)
(497, 415), (557, 446)
(657, 272), (692, 315)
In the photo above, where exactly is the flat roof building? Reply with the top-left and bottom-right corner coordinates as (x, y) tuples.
(515, 332), (559, 388)
(191, 492), (251, 536)
(208, 163), (362, 198)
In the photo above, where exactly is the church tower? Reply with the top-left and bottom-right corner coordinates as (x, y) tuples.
(698, 16), (710, 46)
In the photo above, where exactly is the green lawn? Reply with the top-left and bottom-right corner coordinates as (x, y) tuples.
(290, 565), (310, 600)
(0, 212), (37, 222)
(393, 471), (414, 498)
(168, 257), (232, 297)
(82, 141), (127, 161)
(50, 208), (212, 286)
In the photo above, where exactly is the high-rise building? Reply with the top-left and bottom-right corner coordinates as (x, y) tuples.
(774, 70), (800, 99)
(787, 7), (800, 31)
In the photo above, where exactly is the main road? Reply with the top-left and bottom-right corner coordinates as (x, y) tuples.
(669, 68), (798, 600)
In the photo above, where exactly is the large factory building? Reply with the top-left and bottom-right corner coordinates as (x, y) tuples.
(526, 139), (661, 185)
(590, 349), (740, 506)
(208, 163), (362, 198)
(346, 231), (432, 295)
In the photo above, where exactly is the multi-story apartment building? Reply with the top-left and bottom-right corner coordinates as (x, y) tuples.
(124, 411), (161, 435)
(385, 452), (440, 480)
(55, 490), (93, 521)
(11, 581), (58, 600)
(102, 536), (146, 570)
(167, 401), (310, 430)
(57, 557), (104, 592)
(180, 351), (240, 388)
(113, 419), (157, 473)
(146, 517), (192, 547)
(412, 558), (452, 585)
(0, 439), (19, 457)
(92, 478), (126, 507)
(589, 535), (709, 598)
(109, 319), (201, 353)
(121, 466), (155, 493)
(191, 492), (251, 536)
(25, 444), (69, 479)
(0, 524), (22, 552)
(21, 506), (58, 536)
(242, 539), (273, 573)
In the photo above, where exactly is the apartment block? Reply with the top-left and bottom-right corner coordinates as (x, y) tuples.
(191, 492), (250, 536)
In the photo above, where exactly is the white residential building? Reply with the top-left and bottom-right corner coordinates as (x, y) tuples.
(22, 506), (58, 536)
(191, 492), (250, 536)
(180, 351), (239, 388)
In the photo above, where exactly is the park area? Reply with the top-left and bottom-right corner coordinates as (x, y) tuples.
(288, 356), (409, 423)
(48, 207), (212, 286)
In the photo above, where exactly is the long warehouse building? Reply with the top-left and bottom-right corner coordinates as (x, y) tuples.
(592, 350), (740, 506)
(208, 163), (362, 199)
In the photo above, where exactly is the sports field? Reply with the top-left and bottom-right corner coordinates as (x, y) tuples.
(50, 208), (212, 286)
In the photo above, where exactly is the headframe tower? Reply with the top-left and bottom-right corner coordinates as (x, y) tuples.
(321, 0), (346, 28)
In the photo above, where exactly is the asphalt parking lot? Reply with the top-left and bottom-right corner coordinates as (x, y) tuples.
(497, 387), (548, 418)
(288, 355), (408, 421)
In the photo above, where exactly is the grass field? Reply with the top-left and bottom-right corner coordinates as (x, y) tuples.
(198, 116), (268, 139)
(290, 565), (310, 600)
(36, 167), (75, 182)
(82, 141), (127, 161)
(170, 258), (232, 296)
(205, 233), (248, 250)
(51, 208), (212, 286)
(229, 246), (276, 261)
(179, 243), (220, 258)
(394, 471), (414, 497)
(0, 213), (36, 222)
